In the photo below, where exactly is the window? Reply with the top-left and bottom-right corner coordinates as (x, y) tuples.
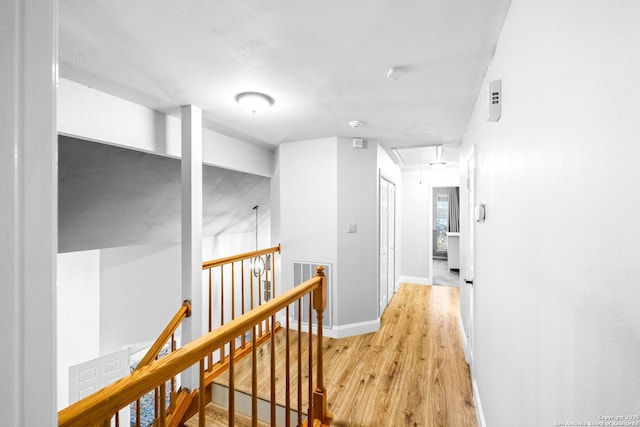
(436, 194), (449, 253)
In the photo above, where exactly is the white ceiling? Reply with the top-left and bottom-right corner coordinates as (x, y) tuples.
(59, 0), (511, 164)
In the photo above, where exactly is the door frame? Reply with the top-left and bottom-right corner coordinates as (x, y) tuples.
(465, 147), (476, 374)
(378, 173), (397, 317)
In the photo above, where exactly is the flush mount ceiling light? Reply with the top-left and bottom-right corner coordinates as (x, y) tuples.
(429, 145), (446, 169)
(235, 92), (274, 114)
(348, 120), (364, 128)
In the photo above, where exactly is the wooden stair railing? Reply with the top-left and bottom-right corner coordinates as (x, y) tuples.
(137, 300), (191, 370)
(201, 245), (281, 380)
(131, 300), (191, 427)
(58, 265), (332, 427)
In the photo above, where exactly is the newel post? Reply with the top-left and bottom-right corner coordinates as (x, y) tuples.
(312, 266), (329, 424)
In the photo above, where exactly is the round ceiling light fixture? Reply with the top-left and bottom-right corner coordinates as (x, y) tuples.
(235, 92), (275, 114)
(348, 120), (364, 128)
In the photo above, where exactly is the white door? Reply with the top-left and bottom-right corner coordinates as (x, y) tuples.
(387, 181), (396, 300)
(466, 149), (476, 364)
(379, 177), (389, 315)
(69, 349), (130, 426)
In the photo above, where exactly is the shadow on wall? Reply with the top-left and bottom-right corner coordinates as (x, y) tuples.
(58, 135), (270, 253)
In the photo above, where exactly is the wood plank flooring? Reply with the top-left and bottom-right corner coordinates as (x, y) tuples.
(214, 284), (477, 426)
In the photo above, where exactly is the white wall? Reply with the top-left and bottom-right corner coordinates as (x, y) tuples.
(279, 138), (338, 294)
(99, 242), (181, 355)
(277, 137), (388, 335)
(400, 167), (458, 283)
(337, 137), (378, 325)
(460, 0), (640, 425)
(56, 250), (101, 410)
(58, 78), (274, 177)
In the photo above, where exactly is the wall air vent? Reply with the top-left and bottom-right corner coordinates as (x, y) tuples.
(488, 79), (502, 122)
(291, 261), (332, 328)
(352, 138), (365, 149)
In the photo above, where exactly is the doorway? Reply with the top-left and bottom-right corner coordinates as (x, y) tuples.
(379, 176), (396, 316)
(431, 186), (460, 286)
(466, 149), (476, 367)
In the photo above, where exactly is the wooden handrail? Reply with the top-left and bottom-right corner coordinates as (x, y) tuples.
(58, 273), (323, 427)
(201, 244), (280, 269)
(137, 300), (191, 370)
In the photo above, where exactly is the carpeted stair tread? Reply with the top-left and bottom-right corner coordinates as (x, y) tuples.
(183, 402), (269, 427)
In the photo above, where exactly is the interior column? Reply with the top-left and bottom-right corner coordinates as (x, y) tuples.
(181, 104), (203, 389)
(0, 0), (58, 424)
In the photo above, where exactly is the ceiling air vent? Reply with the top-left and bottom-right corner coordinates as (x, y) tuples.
(488, 79), (501, 122)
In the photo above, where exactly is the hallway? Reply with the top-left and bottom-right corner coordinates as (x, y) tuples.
(326, 284), (476, 426)
(219, 283), (476, 426)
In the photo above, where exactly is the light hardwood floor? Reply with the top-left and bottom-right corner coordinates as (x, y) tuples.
(214, 284), (477, 426)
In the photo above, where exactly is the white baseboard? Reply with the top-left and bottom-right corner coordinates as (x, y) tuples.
(473, 379), (486, 427)
(289, 319), (380, 339)
(458, 312), (483, 427)
(458, 313), (470, 364)
(332, 319), (380, 338)
(398, 275), (431, 285)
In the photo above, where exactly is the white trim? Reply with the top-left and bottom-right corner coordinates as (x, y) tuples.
(333, 319), (380, 338)
(58, 78), (274, 177)
(289, 318), (380, 339)
(398, 275), (431, 285)
(458, 312), (471, 364)
(473, 378), (486, 427)
(458, 311), (483, 426)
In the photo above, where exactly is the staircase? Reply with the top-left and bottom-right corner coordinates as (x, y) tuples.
(184, 384), (299, 427)
(58, 246), (332, 427)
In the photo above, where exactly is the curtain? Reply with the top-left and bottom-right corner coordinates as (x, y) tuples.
(448, 187), (460, 232)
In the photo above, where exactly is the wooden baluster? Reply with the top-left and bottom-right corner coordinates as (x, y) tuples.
(272, 253), (276, 299)
(208, 268), (212, 333)
(312, 266), (328, 424)
(154, 387), (159, 419)
(170, 334), (176, 412)
(308, 292), (313, 421)
(221, 267), (225, 361)
(115, 411), (120, 427)
(208, 268), (213, 369)
(159, 382), (166, 427)
(265, 258), (270, 301)
(297, 299), (302, 427)
(258, 267), (263, 337)
(265, 265), (270, 335)
(199, 359), (205, 427)
(231, 261), (236, 321)
(285, 306), (291, 427)
(241, 260), (246, 348)
(251, 325), (258, 427)
(136, 399), (141, 427)
(270, 314), (276, 426)
(102, 418), (110, 427)
(229, 341), (235, 427)
(250, 261), (254, 311)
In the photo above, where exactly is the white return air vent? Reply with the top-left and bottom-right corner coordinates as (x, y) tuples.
(292, 261), (332, 328)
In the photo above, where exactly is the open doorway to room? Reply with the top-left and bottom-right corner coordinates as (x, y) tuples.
(432, 186), (460, 286)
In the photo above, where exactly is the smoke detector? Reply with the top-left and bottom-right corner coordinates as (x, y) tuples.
(348, 120), (363, 128)
(387, 66), (404, 80)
